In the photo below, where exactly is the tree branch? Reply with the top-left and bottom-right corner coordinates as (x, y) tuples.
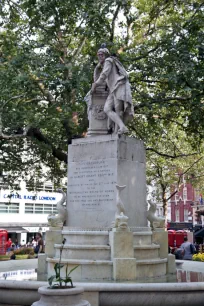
(146, 147), (199, 159)
(29, 74), (55, 104)
(0, 127), (68, 163)
(110, 4), (121, 42)
(125, 45), (160, 61)
(72, 36), (87, 60)
(26, 127), (68, 163)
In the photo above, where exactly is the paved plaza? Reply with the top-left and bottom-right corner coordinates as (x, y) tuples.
(0, 258), (37, 273)
(176, 259), (204, 273)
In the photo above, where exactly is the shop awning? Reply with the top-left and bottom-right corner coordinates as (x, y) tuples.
(194, 228), (204, 237)
(2, 227), (29, 233)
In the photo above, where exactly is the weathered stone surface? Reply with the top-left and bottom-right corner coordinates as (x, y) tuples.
(37, 254), (47, 281)
(45, 228), (63, 258)
(86, 87), (109, 136)
(167, 254), (176, 274)
(67, 135), (147, 228)
(113, 258), (136, 280)
(1, 280), (204, 306)
(109, 231), (134, 259)
(152, 229), (168, 259)
(31, 286), (90, 306)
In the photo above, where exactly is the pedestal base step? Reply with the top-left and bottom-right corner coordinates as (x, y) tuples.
(61, 230), (109, 245)
(47, 258), (113, 281)
(133, 232), (153, 245)
(136, 258), (167, 279)
(54, 244), (111, 260)
(134, 244), (160, 260)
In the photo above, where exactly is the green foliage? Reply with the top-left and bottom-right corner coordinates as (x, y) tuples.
(48, 263), (79, 288)
(0, 254), (30, 260)
(0, 0), (204, 198)
(14, 247), (34, 255)
(48, 238), (79, 288)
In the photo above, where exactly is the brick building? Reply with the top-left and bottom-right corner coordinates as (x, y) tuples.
(170, 179), (194, 223)
(170, 174), (204, 226)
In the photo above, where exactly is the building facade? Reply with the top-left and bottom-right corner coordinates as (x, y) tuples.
(0, 182), (62, 245)
(170, 175), (204, 226)
(170, 181), (194, 223)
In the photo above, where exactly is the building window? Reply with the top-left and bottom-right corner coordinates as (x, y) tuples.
(26, 181), (55, 193)
(25, 203), (57, 214)
(175, 193), (179, 202)
(184, 209), (188, 222)
(0, 203), (19, 213)
(44, 184), (54, 192)
(183, 188), (187, 201)
(175, 209), (179, 222)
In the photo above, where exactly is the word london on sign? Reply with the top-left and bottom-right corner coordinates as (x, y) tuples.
(3, 193), (56, 201)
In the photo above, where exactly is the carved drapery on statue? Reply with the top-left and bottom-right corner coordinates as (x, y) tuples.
(85, 44), (134, 136)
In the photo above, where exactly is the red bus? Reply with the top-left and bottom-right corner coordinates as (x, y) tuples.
(0, 229), (8, 255)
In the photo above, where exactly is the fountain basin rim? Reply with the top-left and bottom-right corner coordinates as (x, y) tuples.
(0, 280), (204, 292)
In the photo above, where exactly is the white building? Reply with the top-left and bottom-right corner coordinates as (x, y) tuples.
(147, 184), (171, 220)
(0, 182), (62, 245)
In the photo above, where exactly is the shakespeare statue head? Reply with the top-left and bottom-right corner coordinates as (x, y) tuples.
(97, 43), (110, 64)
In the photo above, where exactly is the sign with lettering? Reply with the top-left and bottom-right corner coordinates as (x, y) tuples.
(2, 193), (56, 201)
(68, 159), (117, 211)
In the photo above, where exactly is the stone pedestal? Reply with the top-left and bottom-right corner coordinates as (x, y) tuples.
(45, 134), (174, 282)
(87, 86), (108, 136)
(31, 286), (90, 306)
(109, 230), (136, 281)
(37, 254), (47, 281)
(109, 231), (134, 258)
(152, 229), (168, 259)
(167, 254), (176, 274)
(37, 228), (63, 281)
(67, 135), (147, 228)
(113, 258), (136, 280)
(45, 227), (63, 258)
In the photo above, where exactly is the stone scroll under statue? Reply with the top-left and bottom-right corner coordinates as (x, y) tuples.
(85, 44), (134, 135)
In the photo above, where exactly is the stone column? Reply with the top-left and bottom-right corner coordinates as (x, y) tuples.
(45, 227), (63, 258)
(37, 227), (63, 281)
(167, 254), (176, 274)
(152, 229), (168, 259)
(109, 229), (136, 281)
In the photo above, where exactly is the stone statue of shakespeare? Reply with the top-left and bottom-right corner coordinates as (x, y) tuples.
(90, 46), (134, 135)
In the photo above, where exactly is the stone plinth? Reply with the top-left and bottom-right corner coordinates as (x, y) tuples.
(37, 254), (47, 281)
(152, 229), (168, 259)
(110, 230), (136, 280)
(109, 231), (134, 259)
(113, 258), (136, 281)
(67, 135), (147, 228)
(45, 227), (63, 258)
(167, 254), (176, 274)
(87, 86), (108, 136)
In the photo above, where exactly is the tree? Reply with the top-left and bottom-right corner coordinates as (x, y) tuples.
(0, 0), (120, 186)
(0, 0), (204, 190)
